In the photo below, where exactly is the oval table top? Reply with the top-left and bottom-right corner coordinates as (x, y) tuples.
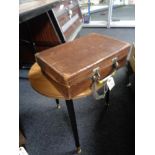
(28, 63), (94, 99)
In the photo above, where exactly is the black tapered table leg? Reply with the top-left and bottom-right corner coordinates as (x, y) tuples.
(55, 99), (61, 109)
(66, 100), (81, 154)
(105, 89), (110, 105)
(126, 62), (132, 87)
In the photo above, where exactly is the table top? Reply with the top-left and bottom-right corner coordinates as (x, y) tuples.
(19, 0), (59, 23)
(28, 63), (94, 99)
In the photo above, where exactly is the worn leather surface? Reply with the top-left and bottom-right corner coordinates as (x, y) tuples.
(36, 33), (131, 99)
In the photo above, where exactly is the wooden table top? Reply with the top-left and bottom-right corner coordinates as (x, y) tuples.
(28, 63), (94, 99)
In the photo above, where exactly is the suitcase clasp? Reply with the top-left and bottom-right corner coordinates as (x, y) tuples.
(112, 57), (119, 69)
(92, 67), (106, 100)
(92, 67), (100, 81)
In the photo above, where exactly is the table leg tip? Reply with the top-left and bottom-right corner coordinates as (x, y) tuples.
(57, 105), (61, 109)
(76, 147), (81, 154)
(126, 83), (132, 87)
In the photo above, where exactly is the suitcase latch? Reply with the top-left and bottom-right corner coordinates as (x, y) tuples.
(92, 67), (100, 82)
(112, 57), (119, 69)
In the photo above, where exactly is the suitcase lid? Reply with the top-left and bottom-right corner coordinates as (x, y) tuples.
(35, 33), (130, 86)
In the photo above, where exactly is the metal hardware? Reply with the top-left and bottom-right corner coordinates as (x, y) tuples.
(92, 67), (107, 100)
(76, 147), (81, 154)
(91, 62), (118, 100)
(92, 81), (109, 100)
(112, 57), (119, 69)
(68, 9), (73, 19)
(92, 72), (114, 100)
(65, 8), (73, 19)
(69, 0), (73, 4)
(56, 99), (61, 109)
(92, 67), (100, 81)
(65, 7), (69, 11)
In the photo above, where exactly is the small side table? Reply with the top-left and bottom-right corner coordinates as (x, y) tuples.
(28, 63), (95, 154)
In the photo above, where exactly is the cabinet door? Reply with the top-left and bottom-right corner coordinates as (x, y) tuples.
(52, 0), (83, 41)
(19, 13), (62, 66)
(28, 13), (62, 52)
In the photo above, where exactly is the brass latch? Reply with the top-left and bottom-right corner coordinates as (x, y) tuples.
(92, 67), (107, 100)
(112, 57), (119, 69)
(92, 67), (100, 82)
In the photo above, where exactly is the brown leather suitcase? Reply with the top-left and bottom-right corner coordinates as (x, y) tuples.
(35, 33), (131, 99)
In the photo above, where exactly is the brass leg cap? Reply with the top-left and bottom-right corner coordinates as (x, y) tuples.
(126, 83), (132, 87)
(57, 104), (61, 109)
(76, 147), (81, 154)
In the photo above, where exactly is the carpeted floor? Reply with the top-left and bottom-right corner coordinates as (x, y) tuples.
(19, 27), (135, 155)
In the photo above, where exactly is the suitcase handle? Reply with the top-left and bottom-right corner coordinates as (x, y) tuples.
(91, 57), (118, 100)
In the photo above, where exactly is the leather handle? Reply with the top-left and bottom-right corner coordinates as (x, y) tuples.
(91, 57), (118, 100)
(92, 70), (116, 100)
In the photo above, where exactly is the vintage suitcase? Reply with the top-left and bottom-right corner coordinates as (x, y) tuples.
(35, 33), (131, 99)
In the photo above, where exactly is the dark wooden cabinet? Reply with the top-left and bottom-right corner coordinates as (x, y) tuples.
(27, 13), (62, 52)
(19, 0), (83, 67)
